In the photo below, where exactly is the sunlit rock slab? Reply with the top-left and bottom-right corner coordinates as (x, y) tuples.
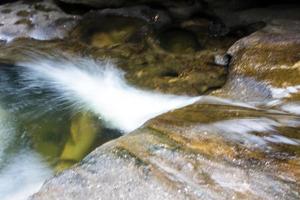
(213, 20), (300, 103)
(31, 103), (300, 200)
(0, 0), (80, 42)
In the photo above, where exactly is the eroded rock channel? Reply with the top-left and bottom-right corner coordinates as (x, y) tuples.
(0, 0), (299, 200)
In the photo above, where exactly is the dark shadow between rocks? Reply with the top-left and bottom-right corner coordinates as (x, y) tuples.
(72, 15), (147, 48)
(157, 28), (201, 54)
(54, 0), (96, 15)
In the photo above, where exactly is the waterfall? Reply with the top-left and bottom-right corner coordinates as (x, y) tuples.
(1, 57), (200, 132)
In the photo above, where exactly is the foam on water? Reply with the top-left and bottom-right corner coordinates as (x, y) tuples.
(0, 107), (14, 165)
(194, 118), (300, 147)
(0, 104), (52, 200)
(271, 85), (300, 99)
(280, 103), (300, 115)
(0, 57), (201, 199)
(0, 150), (52, 200)
(0, 55), (298, 200)
(17, 58), (200, 132)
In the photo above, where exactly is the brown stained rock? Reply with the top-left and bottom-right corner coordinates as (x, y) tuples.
(227, 20), (300, 88)
(31, 103), (300, 200)
(66, 8), (236, 95)
(21, 19), (300, 198)
(0, 13), (232, 96)
(212, 20), (300, 102)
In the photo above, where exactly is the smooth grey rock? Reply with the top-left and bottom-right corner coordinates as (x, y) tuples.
(0, 0), (80, 42)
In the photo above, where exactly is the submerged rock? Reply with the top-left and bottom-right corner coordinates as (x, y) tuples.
(1, 3), (299, 199)
(0, 9), (234, 96)
(56, 113), (101, 171)
(68, 7), (237, 95)
(31, 102), (300, 200)
(158, 28), (201, 53)
(29, 16), (300, 200)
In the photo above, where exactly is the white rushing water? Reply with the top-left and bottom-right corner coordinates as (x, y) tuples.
(0, 56), (299, 200)
(0, 151), (52, 200)
(0, 107), (13, 165)
(0, 105), (52, 200)
(0, 57), (200, 200)
(17, 58), (200, 133)
(194, 118), (300, 148)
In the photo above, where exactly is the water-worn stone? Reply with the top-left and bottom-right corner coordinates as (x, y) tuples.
(213, 20), (300, 101)
(29, 17), (300, 200)
(0, 8), (234, 96)
(69, 8), (238, 95)
(0, 0), (80, 42)
(56, 113), (101, 171)
(228, 20), (300, 87)
(30, 102), (300, 200)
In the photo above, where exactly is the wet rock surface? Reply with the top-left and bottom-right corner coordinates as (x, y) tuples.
(0, 0), (80, 42)
(30, 15), (300, 200)
(228, 20), (300, 87)
(68, 7), (236, 95)
(213, 20), (300, 102)
(0, 0), (299, 199)
(31, 102), (300, 200)
(0, 37), (229, 95)
(0, 3), (237, 96)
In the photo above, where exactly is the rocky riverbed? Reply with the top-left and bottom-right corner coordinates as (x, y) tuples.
(0, 0), (299, 200)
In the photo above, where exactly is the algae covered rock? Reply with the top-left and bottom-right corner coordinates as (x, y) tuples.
(56, 112), (101, 171)
(29, 17), (300, 200)
(68, 7), (235, 95)
(0, 4), (236, 96)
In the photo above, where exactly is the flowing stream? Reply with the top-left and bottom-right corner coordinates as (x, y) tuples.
(0, 57), (200, 199)
(0, 56), (299, 199)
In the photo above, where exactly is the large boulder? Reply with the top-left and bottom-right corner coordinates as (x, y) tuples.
(229, 20), (300, 87)
(30, 18), (300, 200)
(213, 20), (300, 102)
(31, 102), (300, 200)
